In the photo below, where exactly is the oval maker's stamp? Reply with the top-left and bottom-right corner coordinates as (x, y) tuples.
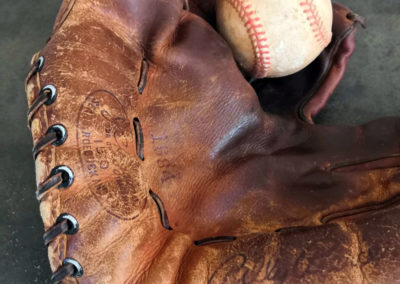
(77, 90), (147, 220)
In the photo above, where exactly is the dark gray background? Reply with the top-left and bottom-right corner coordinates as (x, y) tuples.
(0, 0), (399, 283)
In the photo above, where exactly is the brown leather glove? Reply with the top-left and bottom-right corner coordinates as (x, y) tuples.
(25, 0), (400, 283)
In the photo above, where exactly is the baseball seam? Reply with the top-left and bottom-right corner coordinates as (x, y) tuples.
(300, 0), (330, 47)
(226, 0), (271, 77)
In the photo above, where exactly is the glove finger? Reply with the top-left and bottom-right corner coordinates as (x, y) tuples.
(304, 117), (400, 172)
(303, 118), (400, 223)
(265, 117), (400, 228)
(179, 204), (400, 283)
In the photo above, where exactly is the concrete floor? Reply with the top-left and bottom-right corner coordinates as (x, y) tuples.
(0, 0), (399, 283)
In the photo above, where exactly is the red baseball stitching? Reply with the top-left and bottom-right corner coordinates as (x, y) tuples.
(225, 0), (271, 77)
(300, 0), (330, 47)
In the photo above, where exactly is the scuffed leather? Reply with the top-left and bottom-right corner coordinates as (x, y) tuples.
(25, 0), (400, 283)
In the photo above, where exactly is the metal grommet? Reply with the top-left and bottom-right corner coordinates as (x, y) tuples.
(56, 214), (79, 235)
(41, 85), (57, 106)
(51, 257), (84, 282)
(35, 56), (45, 73)
(47, 124), (67, 146)
(50, 166), (74, 189)
(63, 258), (84, 278)
(43, 213), (79, 246)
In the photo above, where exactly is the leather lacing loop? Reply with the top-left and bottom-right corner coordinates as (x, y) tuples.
(44, 214), (79, 246)
(149, 190), (172, 230)
(32, 124), (67, 159)
(27, 84), (57, 127)
(36, 165), (74, 201)
(133, 118), (144, 160)
(26, 56), (45, 84)
(137, 59), (148, 94)
(51, 258), (83, 283)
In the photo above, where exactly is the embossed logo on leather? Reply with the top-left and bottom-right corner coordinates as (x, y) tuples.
(77, 90), (146, 220)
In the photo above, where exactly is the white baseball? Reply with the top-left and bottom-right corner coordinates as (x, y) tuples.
(217, 0), (333, 78)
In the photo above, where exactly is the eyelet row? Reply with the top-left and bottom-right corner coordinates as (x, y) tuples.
(30, 56), (150, 282)
(28, 55), (83, 282)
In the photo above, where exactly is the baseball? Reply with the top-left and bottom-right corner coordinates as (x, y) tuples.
(217, 0), (333, 78)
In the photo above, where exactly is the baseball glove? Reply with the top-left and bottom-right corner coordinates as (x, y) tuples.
(25, 0), (400, 283)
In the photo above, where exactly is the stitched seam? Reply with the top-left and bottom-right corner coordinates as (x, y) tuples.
(300, 0), (330, 47)
(225, 0), (270, 77)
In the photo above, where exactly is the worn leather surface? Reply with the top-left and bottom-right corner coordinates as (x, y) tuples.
(25, 0), (400, 283)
